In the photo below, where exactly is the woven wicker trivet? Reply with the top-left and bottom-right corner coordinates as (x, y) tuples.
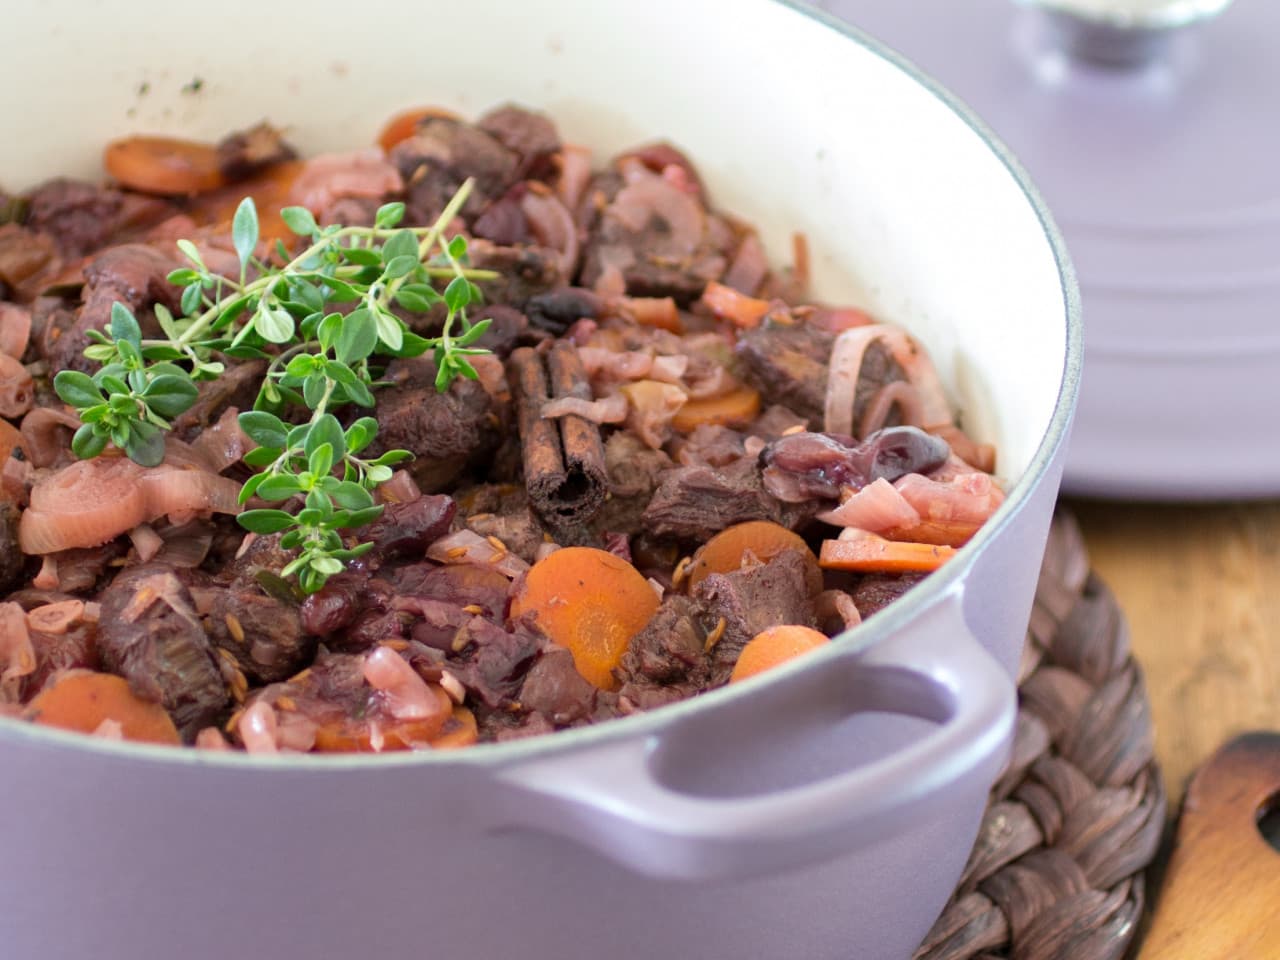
(913, 509), (1168, 960)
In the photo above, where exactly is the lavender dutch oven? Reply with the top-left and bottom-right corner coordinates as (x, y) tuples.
(1, 2), (1080, 958)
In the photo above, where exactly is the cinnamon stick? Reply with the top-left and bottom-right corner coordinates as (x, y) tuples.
(509, 344), (607, 530)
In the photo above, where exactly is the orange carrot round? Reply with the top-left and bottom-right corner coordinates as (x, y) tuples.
(313, 685), (452, 752)
(671, 386), (760, 433)
(103, 136), (226, 196)
(730, 625), (830, 683)
(25, 671), (180, 745)
(430, 706), (479, 749)
(686, 520), (823, 595)
(509, 546), (660, 690)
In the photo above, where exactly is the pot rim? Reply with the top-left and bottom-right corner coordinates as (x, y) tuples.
(0, 0), (1082, 771)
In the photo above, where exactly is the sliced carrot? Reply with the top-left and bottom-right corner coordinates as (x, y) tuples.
(819, 532), (956, 574)
(103, 136), (226, 196)
(376, 106), (460, 153)
(730, 625), (830, 683)
(430, 706), (478, 750)
(701, 281), (772, 328)
(509, 546), (660, 691)
(671, 386), (760, 433)
(620, 296), (683, 333)
(186, 159), (305, 246)
(884, 519), (981, 548)
(24, 671), (180, 745)
(313, 685), (452, 752)
(686, 520), (823, 596)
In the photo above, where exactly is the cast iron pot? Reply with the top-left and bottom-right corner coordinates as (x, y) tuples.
(0, 2), (1081, 958)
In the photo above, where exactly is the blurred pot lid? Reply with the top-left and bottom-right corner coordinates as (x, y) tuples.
(823, 0), (1278, 353)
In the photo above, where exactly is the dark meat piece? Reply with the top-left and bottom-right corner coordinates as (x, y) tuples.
(693, 550), (816, 684)
(469, 239), (565, 311)
(454, 484), (549, 563)
(363, 494), (456, 558)
(524, 287), (603, 336)
(673, 424), (746, 468)
(589, 431), (673, 536)
(391, 562), (509, 622)
(736, 321), (833, 423)
(172, 359), (265, 439)
(449, 617), (546, 708)
(224, 531), (296, 585)
(642, 457), (811, 542)
(215, 123), (297, 181)
(389, 117), (518, 223)
(850, 573), (927, 620)
(0, 499), (23, 593)
(202, 587), (312, 684)
(41, 543), (129, 595)
(369, 361), (500, 493)
(0, 224), (58, 295)
(24, 179), (173, 259)
(616, 594), (708, 687)
(96, 565), (229, 741)
(518, 646), (597, 725)
(472, 189), (530, 246)
(578, 166), (730, 304)
(42, 244), (180, 374)
(470, 304), (527, 357)
(477, 105), (561, 182)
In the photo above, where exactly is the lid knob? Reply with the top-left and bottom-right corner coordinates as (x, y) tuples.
(1017, 0), (1235, 65)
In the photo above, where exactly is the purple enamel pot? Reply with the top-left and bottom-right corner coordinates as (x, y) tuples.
(0, 1), (1080, 958)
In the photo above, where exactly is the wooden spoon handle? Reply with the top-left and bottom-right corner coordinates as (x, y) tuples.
(1137, 733), (1280, 959)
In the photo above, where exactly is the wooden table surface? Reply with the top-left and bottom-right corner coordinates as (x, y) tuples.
(1067, 498), (1280, 806)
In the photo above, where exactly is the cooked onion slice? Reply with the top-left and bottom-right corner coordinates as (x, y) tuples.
(825, 324), (953, 438)
(20, 406), (82, 468)
(521, 184), (579, 277)
(817, 478), (921, 533)
(0, 303), (32, 359)
(139, 465), (241, 523)
(0, 602), (35, 703)
(540, 393), (628, 424)
(0, 353), (34, 419)
(21, 458), (149, 553)
(363, 647), (447, 722)
(426, 529), (530, 580)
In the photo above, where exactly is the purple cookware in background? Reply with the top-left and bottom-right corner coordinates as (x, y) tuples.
(825, 0), (1279, 499)
(0, 1), (1081, 958)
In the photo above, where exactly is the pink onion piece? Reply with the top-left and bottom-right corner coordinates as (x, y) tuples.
(815, 589), (863, 633)
(0, 303), (32, 359)
(609, 166), (704, 257)
(578, 346), (653, 382)
(894, 471), (1005, 526)
(190, 407), (254, 473)
(238, 700), (280, 755)
(521, 185), (579, 277)
(82, 602), (101, 624)
(25, 599), (85, 635)
(469, 354), (508, 401)
(0, 602), (35, 703)
(722, 232), (769, 296)
(21, 458), (148, 553)
(623, 380), (687, 449)
(376, 469), (422, 506)
(32, 556), (59, 590)
(195, 727), (232, 751)
(556, 144), (593, 212)
(139, 465), (242, 523)
(0, 353), (33, 418)
(91, 718), (125, 741)
(858, 381), (926, 438)
(540, 393), (628, 424)
(363, 646), (446, 722)
(533, 541), (560, 563)
(426, 529), (530, 579)
(824, 324), (953, 438)
(128, 524), (164, 563)
(649, 354), (689, 384)
(20, 406), (82, 468)
(817, 478), (922, 533)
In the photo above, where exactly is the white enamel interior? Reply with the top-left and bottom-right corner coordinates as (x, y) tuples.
(5, 0), (1067, 488)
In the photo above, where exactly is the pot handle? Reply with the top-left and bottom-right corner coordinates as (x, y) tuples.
(495, 589), (1015, 881)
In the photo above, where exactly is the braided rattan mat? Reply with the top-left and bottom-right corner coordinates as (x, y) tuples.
(913, 509), (1167, 960)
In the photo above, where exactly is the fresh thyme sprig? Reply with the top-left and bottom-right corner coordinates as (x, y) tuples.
(52, 178), (496, 593)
